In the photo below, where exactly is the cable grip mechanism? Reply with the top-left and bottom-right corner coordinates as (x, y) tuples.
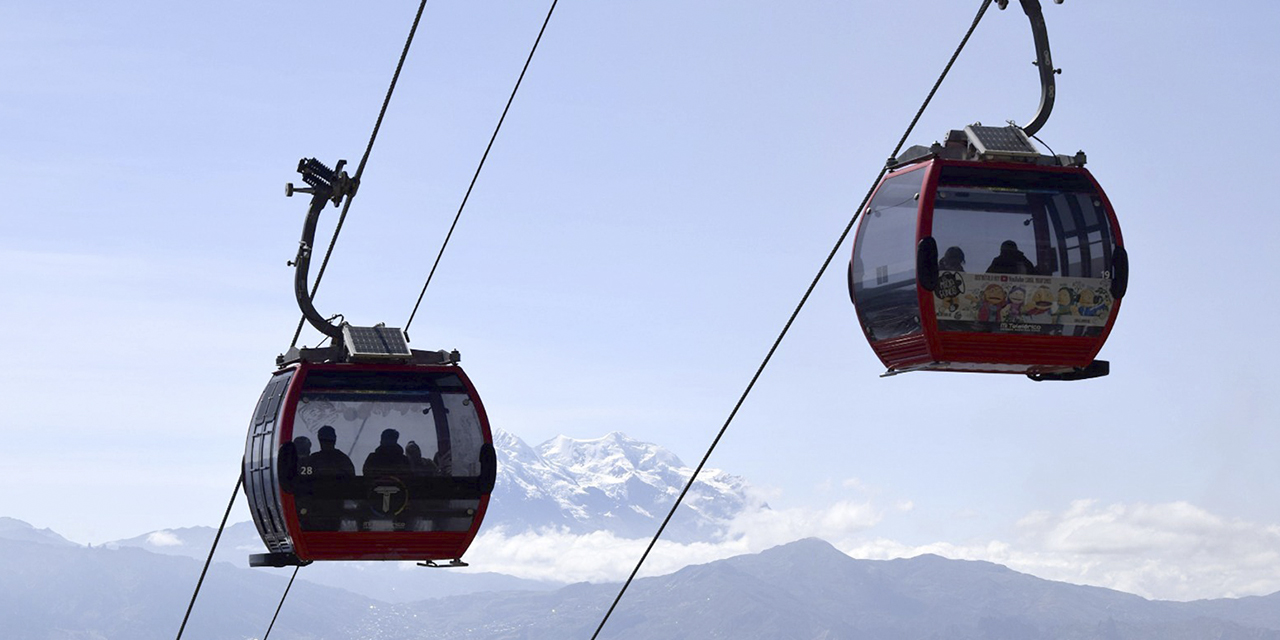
(285, 157), (358, 342)
(286, 158), (359, 205)
(995, 0), (1063, 137)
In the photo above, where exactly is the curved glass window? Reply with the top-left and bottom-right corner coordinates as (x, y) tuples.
(245, 371), (295, 552)
(285, 370), (485, 533)
(929, 167), (1116, 336)
(852, 171), (923, 341)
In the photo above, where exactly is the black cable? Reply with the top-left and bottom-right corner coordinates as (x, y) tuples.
(261, 566), (301, 640)
(1029, 132), (1056, 156)
(588, 2), (995, 638)
(174, 472), (243, 640)
(290, 0), (432, 349)
(404, 0), (560, 334)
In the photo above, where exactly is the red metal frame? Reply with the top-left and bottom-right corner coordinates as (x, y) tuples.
(275, 361), (493, 561)
(850, 162), (932, 369)
(853, 157), (1124, 375)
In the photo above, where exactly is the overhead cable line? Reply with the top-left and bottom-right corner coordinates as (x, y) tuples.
(404, 0), (561, 334)
(588, 1), (997, 637)
(290, 0), (432, 349)
(262, 567), (301, 640)
(174, 473), (244, 640)
(180, 4), (435, 636)
(241, 1), (558, 634)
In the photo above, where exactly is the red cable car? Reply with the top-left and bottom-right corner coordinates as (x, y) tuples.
(848, 125), (1127, 380)
(847, 1), (1126, 381)
(244, 158), (495, 566)
(244, 353), (496, 566)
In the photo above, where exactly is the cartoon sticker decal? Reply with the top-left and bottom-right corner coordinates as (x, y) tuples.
(935, 271), (965, 313)
(934, 272), (1112, 335)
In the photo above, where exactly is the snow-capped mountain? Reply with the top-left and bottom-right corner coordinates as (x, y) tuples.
(490, 430), (757, 541)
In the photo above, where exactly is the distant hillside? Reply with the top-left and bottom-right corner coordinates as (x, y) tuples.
(0, 537), (372, 640)
(378, 538), (1280, 640)
(6, 528), (1280, 640)
(0, 517), (78, 547)
(106, 520), (554, 603)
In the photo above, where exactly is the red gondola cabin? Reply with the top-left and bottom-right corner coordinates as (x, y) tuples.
(848, 125), (1127, 380)
(243, 356), (496, 566)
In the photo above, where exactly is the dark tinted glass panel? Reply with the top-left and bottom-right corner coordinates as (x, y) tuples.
(930, 167), (1116, 336)
(852, 171), (923, 341)
(245, 370), (295, 552)
(289, 370), (484, 533)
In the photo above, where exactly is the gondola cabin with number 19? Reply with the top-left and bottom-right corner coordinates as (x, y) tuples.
(848, 125), (1127, 381)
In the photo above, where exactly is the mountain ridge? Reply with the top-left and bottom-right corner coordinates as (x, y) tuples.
(5, 522), (1280, 639)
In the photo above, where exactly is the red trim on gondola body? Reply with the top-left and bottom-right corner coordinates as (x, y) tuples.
(917, 160), (945, 361)
(850, 162), (931, 362)
(272, 361), (493, 562)
(853, 157), (1124, 375)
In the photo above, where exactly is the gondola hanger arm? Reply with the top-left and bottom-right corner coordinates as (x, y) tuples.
(996, 0), (1062, 137)
(285, 157), (359, 340)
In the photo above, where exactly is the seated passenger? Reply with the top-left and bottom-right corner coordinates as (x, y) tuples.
(986, 240), (1037, 275)
(406, 441), (438, 477)
(308, 426), (354, 480)
(299, 425), (355, 531)
(293, 436), (312, 471)
(938, 246), (966, 272)
(363, 428), (411, 478)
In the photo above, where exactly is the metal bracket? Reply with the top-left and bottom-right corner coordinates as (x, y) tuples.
(996, 0), (1062, 137)
(249, 551), (313, 568)
(277, 346), (460, 368)
(1027, 359), (1109, 382)
(286, 158), (358, 207)
(417, 558), (470, 568)
(285, 158), (358, 342)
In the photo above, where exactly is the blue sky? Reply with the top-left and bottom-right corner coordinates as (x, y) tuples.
(4, 1), (1280, 600)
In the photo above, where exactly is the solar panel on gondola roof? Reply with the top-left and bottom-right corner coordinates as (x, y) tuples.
(342, 325), (412, 358)
(964, 125), (1040, 158)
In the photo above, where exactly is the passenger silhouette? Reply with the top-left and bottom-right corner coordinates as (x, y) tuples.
(986, 240), (1037, 275)
(363, 428), (411, 478)
(308, 426), (355, 480)
(298, 426), (354, 531)
(406, 441), (438, 477)
(938, 246), (966, 272)
(433, 449), (453, 477)
(293, 436), (313, 471)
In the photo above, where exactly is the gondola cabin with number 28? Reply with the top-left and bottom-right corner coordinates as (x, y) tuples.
(243, 329), (497, 567)
(243, 159), (496, 567)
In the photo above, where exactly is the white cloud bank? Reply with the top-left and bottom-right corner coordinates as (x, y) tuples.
(145, 530), (183, 547)
(468, 497), (881, 583)
(466, 497), (1280, 602)
(856, 499), (1280, 602)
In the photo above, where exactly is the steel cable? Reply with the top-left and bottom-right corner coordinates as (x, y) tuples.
(290, 0), (432, 349)
(174, 472), (243, 640)
(404, 0), (560, 334)
(261, 567), (301, 640)
(588, 1), (995, 637)
(179, 2), (435, 636)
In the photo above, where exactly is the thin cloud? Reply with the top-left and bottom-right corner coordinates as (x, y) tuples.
(465, 498), (883, 584)
(468, 498), (1280, 601)
(145, 530), (183, 547)
(849, 500), (1280, 601)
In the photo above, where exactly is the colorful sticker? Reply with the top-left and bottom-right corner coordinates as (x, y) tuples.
(934, 271), (1113, 335)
